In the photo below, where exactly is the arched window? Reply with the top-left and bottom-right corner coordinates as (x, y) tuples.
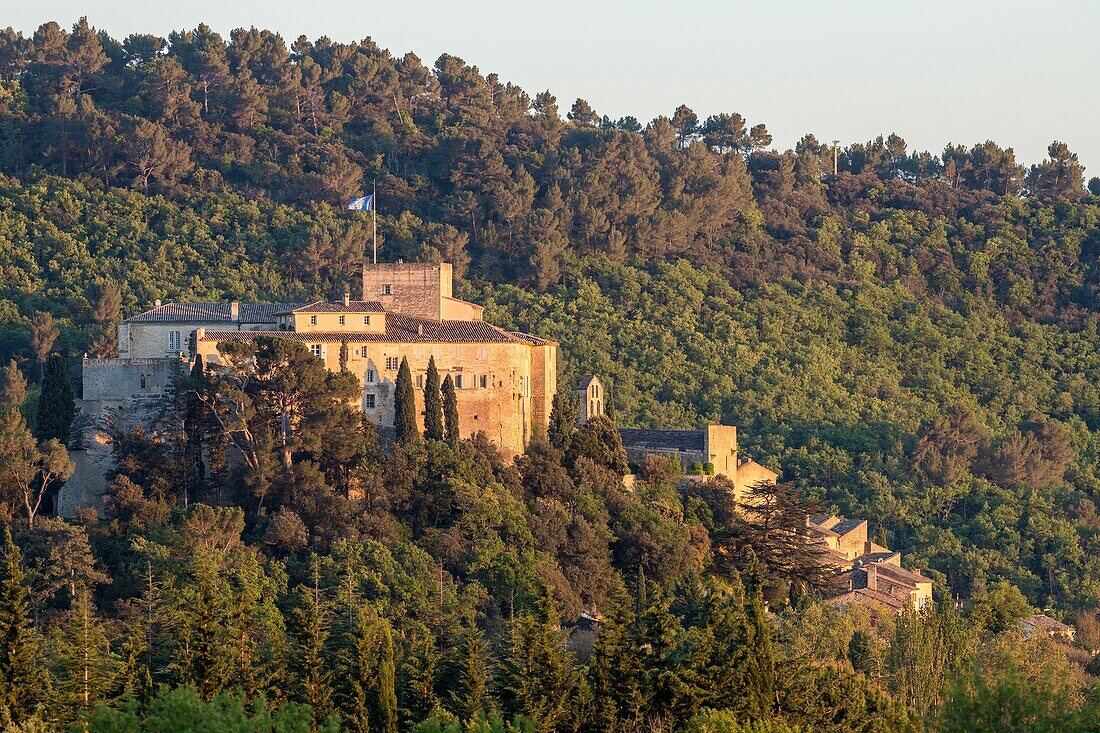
(140, 374), (147, 389)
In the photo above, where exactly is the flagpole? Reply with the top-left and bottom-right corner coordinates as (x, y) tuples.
(372, 181), (377, 264)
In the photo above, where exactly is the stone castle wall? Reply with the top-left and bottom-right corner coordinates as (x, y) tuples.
(197, 337), (542, 457)
(81, 357), (181, 400)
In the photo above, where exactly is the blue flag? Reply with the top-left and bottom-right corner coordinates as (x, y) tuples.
(347, 194), (374, 211)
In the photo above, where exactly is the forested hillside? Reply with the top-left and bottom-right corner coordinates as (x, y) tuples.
(0, 17), (1099, 732)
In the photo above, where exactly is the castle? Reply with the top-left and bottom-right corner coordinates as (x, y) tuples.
(113, 261), (556, 453)
(66, 262), (556, 512)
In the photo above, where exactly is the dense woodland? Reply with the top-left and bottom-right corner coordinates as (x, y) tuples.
(0, 17), (1099, 731)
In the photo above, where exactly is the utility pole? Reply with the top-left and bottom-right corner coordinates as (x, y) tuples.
(832, 140), (840, 176)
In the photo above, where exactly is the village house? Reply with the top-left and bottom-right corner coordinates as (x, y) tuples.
(809, 514), (933, 613)
(1022, 614), (1076, 643)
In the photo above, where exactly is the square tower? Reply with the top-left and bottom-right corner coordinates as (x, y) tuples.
(362, 261), (483, 321)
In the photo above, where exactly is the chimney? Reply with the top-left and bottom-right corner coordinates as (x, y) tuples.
(196, 326), (206, 341)
(343, 292), (350, 307)
(230, 301), (240, 321)
(417, 324), (424, 336)
(154, 298), (162, 308)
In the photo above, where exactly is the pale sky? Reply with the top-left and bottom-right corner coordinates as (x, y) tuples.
(13, 0), (1100, 175)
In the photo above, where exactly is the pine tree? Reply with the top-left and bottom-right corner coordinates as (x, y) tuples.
(0, 361), (27, 414)
(448, 616), (488, 721)
(423, 356), (443, 441)
(442, 373), (459, 445)
(36, 353), (75, 444)
(394, 357), (419, 446)
(337, 606), (397, 733)
(291, 581), (334, 727)
(401, 633), (441, 725)
(174, 556), (233, 701)
(0, 530), (47, 724)
(584, 604), (646, 731)
(499, 592), (575, 733)
(53, 585), (111, 724)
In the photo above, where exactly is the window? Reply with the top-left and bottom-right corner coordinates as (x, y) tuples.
(359, 346), (369, 358)
(479, 375), (488, 389)
(338, 315), (345, 326)
(139, 374), (147, 389)
(416, 374), (423, 388)
(167, 331), (181, 352)
(363, 315), (371, 325)
(454, 374), (463, 389)
(385, 356), (399, 370)
(364, 394), (376, 409)
(381, 284), (392, 296)
(309, 344), (322, 358)
(366, 368), (376, 384)
(310, 315), (317, 326)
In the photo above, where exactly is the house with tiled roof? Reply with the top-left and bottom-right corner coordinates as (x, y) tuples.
(73, 262), (557, 511)
(809, 514), (933, 614)
(1022, 614), (1075, 642)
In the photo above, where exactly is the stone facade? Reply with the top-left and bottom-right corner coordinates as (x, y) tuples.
(812, 513), (933, 612)
(195, 331), (554, 456)
(619, 424), (749, 488)
(577, 375), (606, 425)
(90, 262), (556, 461)
(362, 262), (483, 321)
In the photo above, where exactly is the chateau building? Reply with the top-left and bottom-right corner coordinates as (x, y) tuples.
(125, 262), (555, 455)
(67, 262), (556, 513)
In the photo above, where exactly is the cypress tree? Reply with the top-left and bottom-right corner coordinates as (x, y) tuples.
(739, 554), (777, 719)
(394, 357), (419, 446)
(423, 356), (443, 441)
(0, 530), (46, 724)
(441, 373), (459, 445)
(338, 607), (397, 733)
(36, 353), (74, 444)
(372, 615), (398, 733)
(547, 390), (576, 453)
(339, 339), (349, 372)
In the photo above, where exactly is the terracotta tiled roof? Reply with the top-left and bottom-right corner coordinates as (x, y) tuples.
(126, 302), (303, 323)
(201, 313), (534, 346)
(853, 552), (902, 570)
(1024, 614), (1073, 633)
(870, 561), (928, 587)
(511, 331), (556, 346)
(619, 429), (705, 453)
(830, 518), (866, 538)
(276, 300), (385, 314)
